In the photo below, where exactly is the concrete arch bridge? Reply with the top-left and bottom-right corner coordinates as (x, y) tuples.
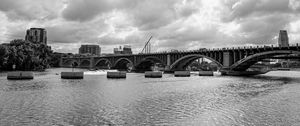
(60, 44), (300, 75)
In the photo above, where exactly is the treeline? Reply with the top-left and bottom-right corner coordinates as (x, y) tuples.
(0, 39), (53, 71)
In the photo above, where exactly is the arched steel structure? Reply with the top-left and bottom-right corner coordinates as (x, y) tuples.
(61, 44), (300, 75)
(230, 50), (300, 71)
(135, 56), (166, 71)
(63, 59), (79, 67)
(170, 54), (223, 71)
(136, 56), (165, 66)
(95, 58), (112, 69)
(113, 58), (134, 70)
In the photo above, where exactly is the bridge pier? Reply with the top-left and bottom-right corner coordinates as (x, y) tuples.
(59, 57), (63, 67)
(164, 54), (172, 72)
(222, 52), (233, 68)
(89, 57), (95, 69)
(61, 44), (300, 76)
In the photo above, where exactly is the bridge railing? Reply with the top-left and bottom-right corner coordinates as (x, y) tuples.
(62, 43), (300, 58)
(142, 43), (299, 55)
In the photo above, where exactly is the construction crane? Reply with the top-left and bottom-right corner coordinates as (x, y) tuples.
(140, 36), (152, 54)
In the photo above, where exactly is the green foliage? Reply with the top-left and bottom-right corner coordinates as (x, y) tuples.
(1, 39), (53, 71)
(49, 52), (62, 67)
(0, 45), (8, 68)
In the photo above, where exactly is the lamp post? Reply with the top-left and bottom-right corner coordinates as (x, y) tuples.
(72, 62), (76, 72)
(12, 64), (16, 71)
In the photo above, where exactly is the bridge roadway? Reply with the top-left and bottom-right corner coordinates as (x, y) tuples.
(60, 44), (300, 75)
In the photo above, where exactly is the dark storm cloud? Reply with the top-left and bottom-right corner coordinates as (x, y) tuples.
(1, 0), (300, 53)
(62, 0), (185, 29)
(58, 0), (203, 52)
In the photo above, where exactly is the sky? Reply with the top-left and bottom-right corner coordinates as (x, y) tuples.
(0, 0), (300, 54)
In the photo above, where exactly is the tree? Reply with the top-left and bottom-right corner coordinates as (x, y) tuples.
(49, 52), (62, 67)
(0, 45), (8, 69)
(2, 39), (53, 71)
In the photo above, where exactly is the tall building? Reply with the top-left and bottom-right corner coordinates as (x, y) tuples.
(25, 28), (47, 45)
(113, 45), (132, 55)
(79, 45), (101, 55)
(123, 45), (132, 54)
(278, 30), (289, 47)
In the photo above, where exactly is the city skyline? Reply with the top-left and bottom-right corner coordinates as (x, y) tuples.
(0, 0), (300, 54)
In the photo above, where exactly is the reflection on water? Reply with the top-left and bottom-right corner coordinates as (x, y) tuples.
(0, 68), (300, 125)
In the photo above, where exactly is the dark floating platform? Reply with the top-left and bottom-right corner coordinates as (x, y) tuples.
(276, 68), (290, 71)
(174, 71), (190, 77)
(199, 71), (214, 76)
(221, 70), (269, 76)
(7, 72), (34, 80)
(107, 71), (126, 78)
(145, 71), (163, 78)
(61, 72), (84, 79)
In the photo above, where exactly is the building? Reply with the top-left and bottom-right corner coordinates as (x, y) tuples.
(123, 45), (132, 54)
(114, 46), (123, 54)
(79, 45), (101, 56)
(278, 30), (289, 47)
(25, 28), (47, 45)
(113, 45), (132, 55)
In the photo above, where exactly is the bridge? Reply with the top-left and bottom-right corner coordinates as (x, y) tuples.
(60, 44), (300, 75)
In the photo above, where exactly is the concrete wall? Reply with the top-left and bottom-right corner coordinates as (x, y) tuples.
(61, 72), (84, 79)
(7, 72), (34, 80)
(145, 71), (163, 78)
(107, 71), (126, 78)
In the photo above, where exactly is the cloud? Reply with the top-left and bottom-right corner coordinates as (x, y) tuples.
(222, 0), (291, 22)
(218, 0), (300, 47)
(46, 17), (110, 44)
(0, 0), (63, 21)
(1, 0), (300, 54)
(289, 0), (300, 11)
(124, 0), (180, 30)
(175, 0), (200, 17)
(62, 0), (114, 22)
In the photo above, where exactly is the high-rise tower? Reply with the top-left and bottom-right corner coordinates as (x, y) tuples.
(25, 28), (47, 45)
(278, 30), (289, 47)
(79, 45), (101, 55)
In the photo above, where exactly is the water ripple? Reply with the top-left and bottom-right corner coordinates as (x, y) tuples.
(0, 69), (300, 125)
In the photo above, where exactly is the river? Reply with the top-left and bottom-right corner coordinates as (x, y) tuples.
(0, 68), (300, 126)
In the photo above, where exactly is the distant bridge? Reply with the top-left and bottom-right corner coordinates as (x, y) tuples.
(60, 44), (300, 74)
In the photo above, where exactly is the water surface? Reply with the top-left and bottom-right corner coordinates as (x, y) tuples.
(0, 68), (300, 125)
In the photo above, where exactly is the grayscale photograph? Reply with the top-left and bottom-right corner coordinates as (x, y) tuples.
(0, 0), (300, 125)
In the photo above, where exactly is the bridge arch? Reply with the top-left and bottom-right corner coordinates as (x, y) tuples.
(113, 58), (134, 71)
(95, 58), (112, 69)
(63, 59), (79, 67)
(80, 60), (90, 67)
(135, 56), (165, 71)
(230, 50), (300, 71)
(170, 54), (223, 71)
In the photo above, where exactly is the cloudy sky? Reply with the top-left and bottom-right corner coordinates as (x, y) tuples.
(0, 0), (300, 54)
